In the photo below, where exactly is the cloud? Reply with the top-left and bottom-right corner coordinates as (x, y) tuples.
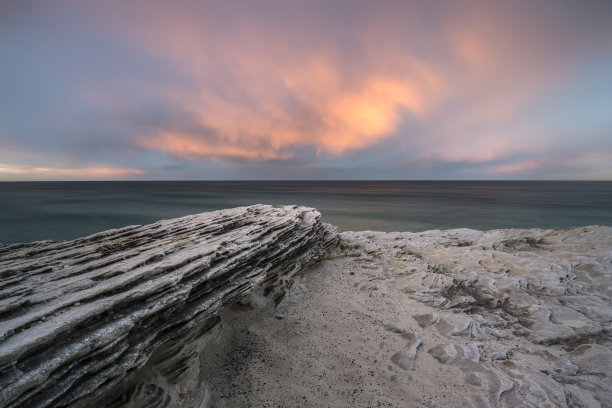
(85, 1), (610, 163)
(1, 0), (611, 179)
(485, 160), (548, 175)
(0, 164), (145, 180)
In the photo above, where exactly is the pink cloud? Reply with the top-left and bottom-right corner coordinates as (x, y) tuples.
(0, 164), (145, 180)
(485, 160), (546, 174)
(482, 150), (612, 178)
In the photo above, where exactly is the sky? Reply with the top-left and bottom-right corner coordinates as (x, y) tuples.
(1, 0), (611, 180)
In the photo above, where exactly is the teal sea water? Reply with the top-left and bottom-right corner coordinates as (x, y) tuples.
(0, 181), (611, 243)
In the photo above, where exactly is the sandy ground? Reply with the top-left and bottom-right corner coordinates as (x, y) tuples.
(202, 255), (461, 407)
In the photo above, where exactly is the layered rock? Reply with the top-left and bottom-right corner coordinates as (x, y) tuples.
(0, 205), (337, 408)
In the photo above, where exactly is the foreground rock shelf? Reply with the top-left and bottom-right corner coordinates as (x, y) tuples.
(0, 205), (337, 408)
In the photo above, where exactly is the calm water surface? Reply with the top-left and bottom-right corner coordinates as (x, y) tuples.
(1, 181), (611, 243)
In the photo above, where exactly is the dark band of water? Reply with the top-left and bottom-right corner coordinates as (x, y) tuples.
(1, 181), (611, 243)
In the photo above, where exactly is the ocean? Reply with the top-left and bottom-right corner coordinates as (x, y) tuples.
(0, 181), (611, 243)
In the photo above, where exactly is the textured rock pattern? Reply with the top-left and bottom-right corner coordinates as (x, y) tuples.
(341, 226), (612, 407)
(0, 205), (337, 408)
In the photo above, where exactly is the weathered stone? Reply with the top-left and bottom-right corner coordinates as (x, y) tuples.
(391, 332), (422, 370)
(412, 313), (439, 328)
(384, 323), (407, 334)
(341, 226), (612, 407)
(0, 205), (337, 408)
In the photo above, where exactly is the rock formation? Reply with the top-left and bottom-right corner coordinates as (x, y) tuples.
(0, 205), (337, 408)
(2, 205), (611, 408)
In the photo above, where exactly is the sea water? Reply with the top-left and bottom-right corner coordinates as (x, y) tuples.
(1, 181), (611, 243)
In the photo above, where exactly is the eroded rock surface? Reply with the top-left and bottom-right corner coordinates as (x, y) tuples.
(0, 205), (337, 408)
(342, 226), (612, 407)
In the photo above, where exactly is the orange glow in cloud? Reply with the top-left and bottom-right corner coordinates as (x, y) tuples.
(140, 133), (292, 161)
(483, 150), (612, 178)
(485, 160), (545, 174)
(324, 78), (426, 153)
(78, 167), (146, 177)
(137, 72), (430, 160)
(0, 164), (145, 179)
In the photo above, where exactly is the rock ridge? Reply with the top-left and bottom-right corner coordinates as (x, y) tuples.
(0, 205), (338, 408)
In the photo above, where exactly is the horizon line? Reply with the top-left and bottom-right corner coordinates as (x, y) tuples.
(1, 179), (610, 183)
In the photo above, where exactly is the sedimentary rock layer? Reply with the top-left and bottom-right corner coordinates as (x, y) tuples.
(0, 205), (337, 408)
